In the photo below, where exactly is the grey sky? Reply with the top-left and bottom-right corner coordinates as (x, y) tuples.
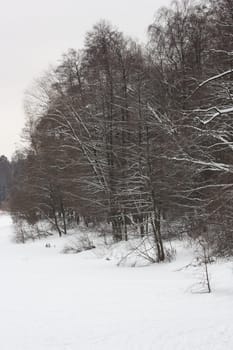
(0, 0), (170, 159)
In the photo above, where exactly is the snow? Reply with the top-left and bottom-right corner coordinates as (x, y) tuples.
(0, 211), (233, 349)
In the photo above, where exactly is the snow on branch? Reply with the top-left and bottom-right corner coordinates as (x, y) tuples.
(162, 156), (232, 173)
(188, 69), (233, 99)
(193, 106), (233, 125)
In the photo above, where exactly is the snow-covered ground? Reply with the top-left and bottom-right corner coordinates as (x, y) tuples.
(0, 211), (233, 350)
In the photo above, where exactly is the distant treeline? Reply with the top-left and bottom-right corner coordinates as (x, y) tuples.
(0, 155), (11, 205)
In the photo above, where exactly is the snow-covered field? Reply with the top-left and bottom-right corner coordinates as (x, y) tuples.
(0, 211), (233, 350)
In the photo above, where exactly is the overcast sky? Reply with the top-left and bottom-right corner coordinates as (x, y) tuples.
(0, 0), (170, 159)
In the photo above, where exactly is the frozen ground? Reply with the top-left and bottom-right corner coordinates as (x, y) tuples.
(0, 212), (233, 350)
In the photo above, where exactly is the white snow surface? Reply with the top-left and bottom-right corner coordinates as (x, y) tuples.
(0, 211), (233, 350)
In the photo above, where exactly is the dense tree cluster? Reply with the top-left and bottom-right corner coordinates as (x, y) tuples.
(10, 0), (233, 259)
